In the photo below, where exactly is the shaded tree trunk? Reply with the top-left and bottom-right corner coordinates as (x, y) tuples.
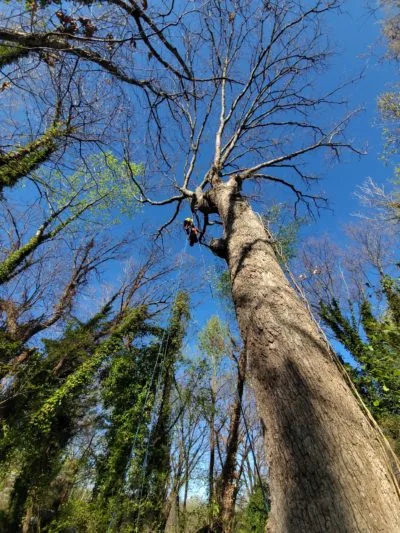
(208, 357), (217, 526)
(215, 350), (247, 533)
(204, 177), (400, 532)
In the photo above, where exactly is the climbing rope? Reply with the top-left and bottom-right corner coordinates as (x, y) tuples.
(132, 239), (189, 531)
(106, 240), (189, 533)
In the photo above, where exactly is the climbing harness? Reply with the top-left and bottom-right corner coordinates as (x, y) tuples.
(183, 217), (199, 247)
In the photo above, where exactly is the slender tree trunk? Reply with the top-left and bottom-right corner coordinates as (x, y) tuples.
(175, 490), (180, 533)
(208, 358), (217, 525)
(216, 350), (247, 533)
(182, 472), (189, 533)
(204, 177), (400, 532)
(164, 446), (184, 532)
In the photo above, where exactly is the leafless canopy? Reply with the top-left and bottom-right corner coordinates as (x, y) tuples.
(0, 0), (362, 235)
(119, 0), (363, 238)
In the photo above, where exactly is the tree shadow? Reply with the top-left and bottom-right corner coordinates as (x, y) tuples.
(219, 188), (355, 530)
(267, 355), (354, 531)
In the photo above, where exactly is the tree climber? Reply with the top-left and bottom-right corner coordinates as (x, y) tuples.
(183, 218), (199, 246)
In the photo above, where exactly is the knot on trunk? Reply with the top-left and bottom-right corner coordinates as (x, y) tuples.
(210, 238), (227, 259)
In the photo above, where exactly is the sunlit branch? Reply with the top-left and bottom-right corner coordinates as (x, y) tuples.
(154, 198), (184, 240)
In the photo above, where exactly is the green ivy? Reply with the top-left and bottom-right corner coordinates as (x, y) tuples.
(45, 151), (143, 225)
(31, 306), (148, 435)
(318, 273), (400, 454)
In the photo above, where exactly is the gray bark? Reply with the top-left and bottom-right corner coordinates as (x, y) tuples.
(205, 177), (400, 533)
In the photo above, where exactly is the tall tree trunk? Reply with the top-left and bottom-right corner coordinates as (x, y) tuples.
(143, 364), (173, 531)
(208, 371), (216, 525)
(182, 471), (189, 533)
(204, 177), (400, 532)
(164, 445), (184, 532)
(215, 350), (247, 533)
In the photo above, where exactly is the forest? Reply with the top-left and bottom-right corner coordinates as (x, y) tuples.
(0, 0), (399, 532)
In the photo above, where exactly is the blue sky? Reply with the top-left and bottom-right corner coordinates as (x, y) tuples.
(148, 1), (397, 331)
(300, 2), (396, 236)
(88, 0), (397, 350)
(1, 0), (397, 504)
(4, 0), (397, 351)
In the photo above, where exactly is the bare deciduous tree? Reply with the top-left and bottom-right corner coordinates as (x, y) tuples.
(2, 1), (400, 530)
(124, 1), (400, 530)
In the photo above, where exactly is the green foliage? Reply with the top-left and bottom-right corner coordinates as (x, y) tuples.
(47, 152), (143, 224)
(381, 0), (400, 60)
(198, 315), (230, 362)
(136, 292), (190, 532)
(378, 91), (400, 158)
(319, 273), (400, 453)
(215, 269), (232, 300)
(0, 233), (43, 285)
(0, 43), (31, 68)
(376, 4), (400, 217)
(46, 293), (191, 532)
(162, 291), (190, 362)
(94, 341), (160, 502)
(263, 203), (307, 264)
(1, 310), (107, 453)
(382, 274), (400, 324)
(379, 414), (400, 457)
(0, 331), (24, 375)
(214, 267), (235, 315)
(0, 151), (142, 286)
(235, 483), (269, 533)
(46, 497), (106, 533)
(0, 310), (110, 528)
(32, 306), (149, 435)
(379, 92), (400, 123)
(0, 303), (153, 530)
(45, 295), (189, 532)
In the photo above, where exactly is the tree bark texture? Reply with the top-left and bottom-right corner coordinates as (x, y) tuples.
(207, 178), (400, 533)
(215, 350), (247, 533)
